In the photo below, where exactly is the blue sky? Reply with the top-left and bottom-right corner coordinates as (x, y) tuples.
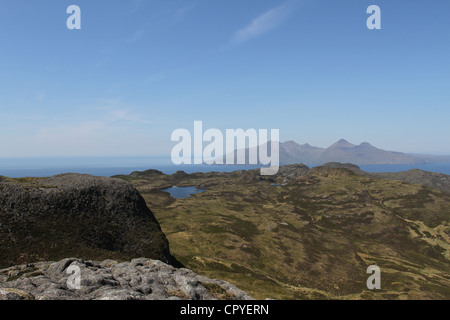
(0, 0), (449, 157)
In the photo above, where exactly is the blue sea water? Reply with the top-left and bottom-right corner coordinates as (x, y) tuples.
(0, 157), (261, 178)
(359, 163), (450, 175)
(0, 157), (450, 178)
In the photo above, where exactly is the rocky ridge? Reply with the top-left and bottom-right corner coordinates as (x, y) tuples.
(0, 257), (253, 300)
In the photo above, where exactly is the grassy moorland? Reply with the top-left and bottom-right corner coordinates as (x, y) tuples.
(115, 164), (450, 300)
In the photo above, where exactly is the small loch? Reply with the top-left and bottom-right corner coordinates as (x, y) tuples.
(161, 186), (206, 199)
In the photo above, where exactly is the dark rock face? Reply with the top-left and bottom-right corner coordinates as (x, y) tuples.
(0, 174), (173, 268)
(0, 258), (254, 300)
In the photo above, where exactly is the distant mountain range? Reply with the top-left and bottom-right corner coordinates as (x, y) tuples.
(222, 139), (450, 166)
(280, 139), (425, 165)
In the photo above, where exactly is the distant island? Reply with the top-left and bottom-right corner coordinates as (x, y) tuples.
(224, 139), (450, 166)
(280, 139), (450, 166)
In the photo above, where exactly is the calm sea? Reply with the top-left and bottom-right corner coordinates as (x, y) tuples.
(0, 157), (261, 178)
(0, 157), (449, 178)
(359, 163), (450, 175)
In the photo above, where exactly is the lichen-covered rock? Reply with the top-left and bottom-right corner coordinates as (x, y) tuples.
(0, 258), (253, 300)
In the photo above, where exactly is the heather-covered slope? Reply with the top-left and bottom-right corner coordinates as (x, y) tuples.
(116, 164), (450, 299)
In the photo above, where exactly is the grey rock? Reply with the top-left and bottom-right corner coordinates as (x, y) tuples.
(0, 258), (254, 300)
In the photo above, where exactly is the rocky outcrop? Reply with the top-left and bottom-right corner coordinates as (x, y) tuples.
(370, 169), (450, 194)
(0, 258), (253, 300)
(0, 174), (174, 268)
(275, 164), (310, 183)
(317, 162), (450, 194)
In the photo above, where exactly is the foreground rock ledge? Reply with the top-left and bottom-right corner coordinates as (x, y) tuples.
(0, 258), (253, 300)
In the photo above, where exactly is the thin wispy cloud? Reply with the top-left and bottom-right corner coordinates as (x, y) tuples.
(129, 0), (145, 13)
(174, 4), (195, 20)
(91, 99), (155, 125)
(126, 2), (195, 43)
(231, 0), (300, 45)
(127, 29), (145, 43)
(35, 92), (46, 102)
(15, 101), (157, 156)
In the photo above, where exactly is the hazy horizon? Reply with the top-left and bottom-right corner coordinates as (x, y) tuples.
(1, 137), (450, 160)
